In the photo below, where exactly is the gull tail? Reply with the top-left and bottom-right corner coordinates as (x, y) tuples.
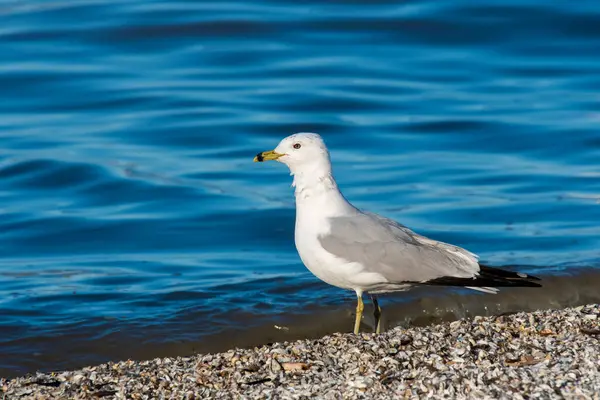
(422, 264), (542, 290)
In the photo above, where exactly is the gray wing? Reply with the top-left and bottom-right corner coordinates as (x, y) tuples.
(318, 211), (480, 284)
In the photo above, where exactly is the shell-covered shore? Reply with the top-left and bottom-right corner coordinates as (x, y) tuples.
(3, 304), (599, 399)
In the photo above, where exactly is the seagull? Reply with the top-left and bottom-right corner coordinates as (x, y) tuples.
(254, 133), (541, 334)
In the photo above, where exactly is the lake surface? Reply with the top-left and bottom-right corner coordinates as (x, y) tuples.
(1, 0), (600, 378)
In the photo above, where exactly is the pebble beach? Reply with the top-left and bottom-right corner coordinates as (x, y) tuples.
(3, 304), (599, 399)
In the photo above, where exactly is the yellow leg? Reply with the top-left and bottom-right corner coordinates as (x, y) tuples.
(353, 294), (364, 334)
(372, 295), (382, 334)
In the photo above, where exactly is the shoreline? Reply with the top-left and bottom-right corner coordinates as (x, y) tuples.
(4, 269), (600, 379)
(3, 304), (599, 399)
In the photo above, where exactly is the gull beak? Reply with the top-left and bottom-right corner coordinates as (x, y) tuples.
(254, 150), (284, 162)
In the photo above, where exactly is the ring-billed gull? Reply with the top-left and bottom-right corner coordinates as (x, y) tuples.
(254, 133), (541, 334)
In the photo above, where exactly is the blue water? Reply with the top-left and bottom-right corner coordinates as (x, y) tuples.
(1, 0), (600, 377)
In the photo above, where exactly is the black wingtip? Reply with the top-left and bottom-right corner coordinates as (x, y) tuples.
(420, 264), (542, 289)
(424, 275), (542, 288)
(479, 264), (542, 282)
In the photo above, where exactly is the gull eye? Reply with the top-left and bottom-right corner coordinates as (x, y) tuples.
(293, 143), (301, 149)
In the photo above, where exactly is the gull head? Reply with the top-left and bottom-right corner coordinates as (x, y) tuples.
(254, 132), (331, 175)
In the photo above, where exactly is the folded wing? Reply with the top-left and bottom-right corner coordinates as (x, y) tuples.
(319, 212), (540, 289)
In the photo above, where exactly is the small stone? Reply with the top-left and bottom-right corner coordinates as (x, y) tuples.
(268, 358), (282, 373)
(322, 356), (335, 366)
(281, 362), (309, 372)
(72, 374), (85, 385)
(348, 377), (372, 389)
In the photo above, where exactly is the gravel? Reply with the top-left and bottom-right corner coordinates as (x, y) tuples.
(3, 304), (599, 399)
